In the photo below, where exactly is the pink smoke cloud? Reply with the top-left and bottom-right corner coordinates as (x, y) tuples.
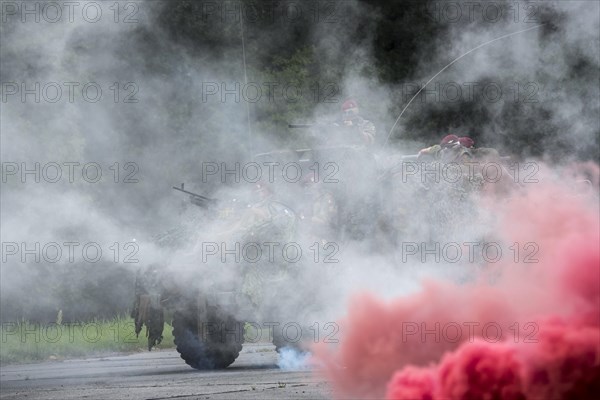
(315, 164), (600, 399)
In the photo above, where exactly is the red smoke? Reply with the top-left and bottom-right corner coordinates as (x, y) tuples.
(315, 167), (600, 399)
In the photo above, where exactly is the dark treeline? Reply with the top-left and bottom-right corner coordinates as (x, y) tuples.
(139, 0), (598, 160)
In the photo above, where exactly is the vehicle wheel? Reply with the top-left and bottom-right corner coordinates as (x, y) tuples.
(172, 309), (244, 369)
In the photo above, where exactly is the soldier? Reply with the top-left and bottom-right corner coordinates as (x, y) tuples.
(418, 134), (459, 161)
(440, 135), (474, 164)
(235, 182), (297, 310)
(131, 264), (164, 351)
(337, 98), (376, 145)
(456, 136), (503, 163)
(213, 181), (273, 240)
(299, 173), (339, 243)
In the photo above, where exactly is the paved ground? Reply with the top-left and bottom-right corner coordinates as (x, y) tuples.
(0, 344), (331, 399)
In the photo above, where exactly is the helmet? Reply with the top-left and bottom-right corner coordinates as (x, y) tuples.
(341, 99), (358, 111)
(458, 136), (474, 148)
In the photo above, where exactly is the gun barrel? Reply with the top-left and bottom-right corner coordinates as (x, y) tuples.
(172, 186), (216, 203)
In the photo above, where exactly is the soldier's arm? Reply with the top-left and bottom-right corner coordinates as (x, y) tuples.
(360, 120), (376, 145)
(418, 144), (441, 160)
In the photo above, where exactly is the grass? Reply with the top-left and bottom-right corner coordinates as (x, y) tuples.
(0, 316), (174, 364)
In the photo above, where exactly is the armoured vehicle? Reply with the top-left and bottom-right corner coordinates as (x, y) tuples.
(131, 136), (381, 369)
(131, 126), (510, 370)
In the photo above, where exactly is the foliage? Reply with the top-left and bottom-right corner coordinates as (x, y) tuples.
(0, 317), (175, 364)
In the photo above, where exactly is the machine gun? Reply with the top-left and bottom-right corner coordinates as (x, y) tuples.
(172, 183), (217, 208)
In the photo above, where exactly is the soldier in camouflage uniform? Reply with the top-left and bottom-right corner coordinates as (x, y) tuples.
(456, 136), (503, 163)
(226, 182), (298, 311)
(457, 137), (517, 195)
(131, 264), (164, 350)
(418, 134), (481, 165)
(440, 136), (474, 164)
(336, 99), (376, 146)
(418, 134), (460, 161)
(298, 174), (340, 244)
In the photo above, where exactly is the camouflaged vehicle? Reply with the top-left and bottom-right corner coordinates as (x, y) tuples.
(130, 125), (509, 370)
(131, 139), (381, 369)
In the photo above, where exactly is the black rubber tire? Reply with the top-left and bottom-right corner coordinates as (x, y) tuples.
(172, 310), (244, 370)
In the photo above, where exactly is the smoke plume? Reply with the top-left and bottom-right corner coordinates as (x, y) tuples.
(314, 167), (600, 399)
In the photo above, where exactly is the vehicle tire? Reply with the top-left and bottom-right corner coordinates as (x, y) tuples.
(172, 309), (244, 369)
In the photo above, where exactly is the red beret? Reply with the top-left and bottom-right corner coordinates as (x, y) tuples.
(458, 136), (475, 148)
(342, 99), (358, 111)
(440, 134), (459, 145)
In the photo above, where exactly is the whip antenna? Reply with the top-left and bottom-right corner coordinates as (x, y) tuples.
(240, 9), (253, 159)
(384, 24), (544, 146)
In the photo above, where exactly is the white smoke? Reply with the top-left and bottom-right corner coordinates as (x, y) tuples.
(1, 0), (597, 352)
(277, 347), (312, 371)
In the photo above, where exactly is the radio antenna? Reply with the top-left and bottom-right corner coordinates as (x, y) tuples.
(240, 10), (253, 160)
(385, 24), (544, 146)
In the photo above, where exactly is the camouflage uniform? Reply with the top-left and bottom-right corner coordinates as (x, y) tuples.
(340, 116), (376, 146)
(418, 144), (443, 161)
(439, 144), (473, 164)
(236, 200), (297, 309)
(336, 99), (376, 146)
(131, 265), (164, 350)
(297, 179), (341, 245)
(310, 191), (339, 241)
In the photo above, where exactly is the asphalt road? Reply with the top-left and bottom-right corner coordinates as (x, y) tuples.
(0, 344), (331, 400)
